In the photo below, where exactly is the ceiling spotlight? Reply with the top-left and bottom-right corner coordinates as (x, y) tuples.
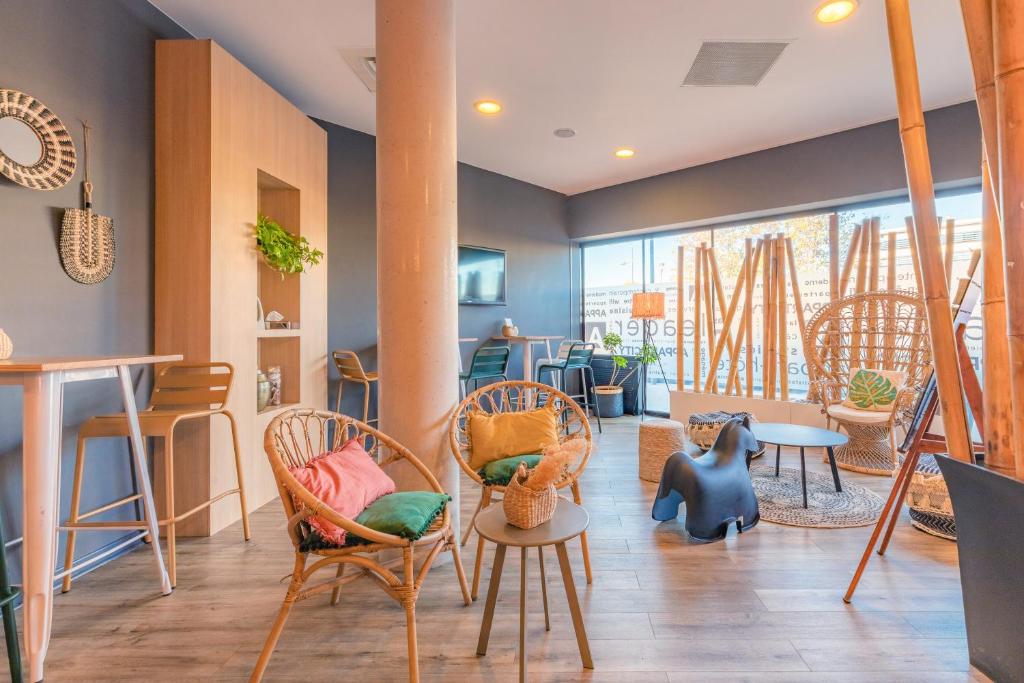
(474, 100), (502, 115)
(553, 128), (576, 138)
(815, 0), (858, 24)
(614, 147), (636, 159)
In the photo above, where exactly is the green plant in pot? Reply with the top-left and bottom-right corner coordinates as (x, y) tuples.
(255, 214), (323, 278)
(594, 332), (658, 418)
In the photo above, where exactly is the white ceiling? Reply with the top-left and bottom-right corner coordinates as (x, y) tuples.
(149, 0), (975, 195)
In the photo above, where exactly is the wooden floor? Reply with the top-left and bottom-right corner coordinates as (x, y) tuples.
(4, 417), (987, 681)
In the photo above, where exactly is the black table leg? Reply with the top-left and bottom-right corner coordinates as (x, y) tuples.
(775, 443), (781, 476)
(800, 446), (808, 509)
(826, 446), (842, 492)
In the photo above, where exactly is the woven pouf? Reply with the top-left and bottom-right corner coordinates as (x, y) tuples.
(638, 418), (687, 482)
(686, 411), (765, 461)
(905, 455), (956, 540)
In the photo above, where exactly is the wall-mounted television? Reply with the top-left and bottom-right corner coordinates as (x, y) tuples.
(458, 245), (506, 305)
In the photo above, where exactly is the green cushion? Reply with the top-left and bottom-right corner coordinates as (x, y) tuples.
(477, 454), (542, 486)
(350, 491), (451, 543)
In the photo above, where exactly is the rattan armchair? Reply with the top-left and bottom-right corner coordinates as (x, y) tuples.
(252, 409), (471, 683)
(449, 380), (594, 599)
(804, 291), (931, 475)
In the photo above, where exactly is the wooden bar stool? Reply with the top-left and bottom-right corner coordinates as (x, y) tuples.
(332, 350), (378, 424)
(0, 505), (22, 682)
(62, 362), (251, 590)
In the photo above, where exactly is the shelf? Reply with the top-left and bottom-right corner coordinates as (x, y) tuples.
(256, 328), (301, 338)
(257, 402), (301, 416)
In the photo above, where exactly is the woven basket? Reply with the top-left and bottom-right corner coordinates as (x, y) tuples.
(503, 462), (557, 529)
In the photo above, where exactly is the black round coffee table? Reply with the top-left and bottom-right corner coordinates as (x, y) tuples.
(750, 423), (848, 508)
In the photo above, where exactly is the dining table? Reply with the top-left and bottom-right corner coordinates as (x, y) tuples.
(490, 335), (562, 384)
(0, 354), (181, 682)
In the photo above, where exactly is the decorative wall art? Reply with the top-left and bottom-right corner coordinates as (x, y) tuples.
(60, 122), (114, 283)
(0, 88), (76, 190)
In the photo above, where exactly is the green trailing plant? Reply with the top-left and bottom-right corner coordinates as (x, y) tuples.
(600, 332), (659, 387)
(255, 214), (323, 278)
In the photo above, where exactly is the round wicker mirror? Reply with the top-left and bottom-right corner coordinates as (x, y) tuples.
(0, 88), (76, 190)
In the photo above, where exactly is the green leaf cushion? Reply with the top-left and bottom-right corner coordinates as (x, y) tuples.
(842, 368), (906, 412)
(478, 454), (542, 485)
(351, 491), (451, 543)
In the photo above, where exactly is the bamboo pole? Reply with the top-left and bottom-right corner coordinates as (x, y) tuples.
(777, 234), (789, 400)
(943, 218), (956, 287)
(765, 236), (779, 400)
(887, 232), (898, 291)
(904, 216), (924, 292)
(693, 245), (703, 393)
(838, 223), (863, 297)
(704, 250), (747, 393)
(676, 246), (685, 391)
(869, 218), (882, 366)
(745, 237), (755, 398)
(761, 235), (771, 397)
(885, 0), (974, 464)
(960, 0), (1001, 205)
(884, 231), (898, 367)
(993, 0), (1024, 478)
(706, 248), (739, 394)
(701, 246), (716, 388)
(851, 219), (870, 368)
(980, 157), (1015, 474)
(784, 237), (809, 393)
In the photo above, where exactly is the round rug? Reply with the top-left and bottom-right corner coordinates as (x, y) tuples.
(749, 464), (884, 528)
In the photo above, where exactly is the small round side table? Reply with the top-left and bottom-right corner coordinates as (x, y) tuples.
(475, 498), (593, 682)
(751, 423), (848, 509)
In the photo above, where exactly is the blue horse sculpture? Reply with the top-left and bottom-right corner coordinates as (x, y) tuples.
(651, 416), (760, 542)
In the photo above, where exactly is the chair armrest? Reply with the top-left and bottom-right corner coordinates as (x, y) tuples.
(810, 378), (844, 410)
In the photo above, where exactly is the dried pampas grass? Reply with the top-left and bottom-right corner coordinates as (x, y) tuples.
(525, 438), (587, 491)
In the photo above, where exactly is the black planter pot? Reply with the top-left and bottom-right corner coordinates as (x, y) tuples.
(935, 455), (1024, 682)
(590, 357), (640, 415)
(594, 387), (624, 418)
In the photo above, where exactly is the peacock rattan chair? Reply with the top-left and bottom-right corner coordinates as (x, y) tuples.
(253, 409), (471, 683)
(804, 290), (932, 475)
(449, 380), (594, 600)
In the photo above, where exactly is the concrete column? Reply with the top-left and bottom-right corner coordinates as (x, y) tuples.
(375, 0), (460, 520)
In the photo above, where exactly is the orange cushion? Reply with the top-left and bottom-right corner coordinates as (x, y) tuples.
(467, 405), (560, 470)
(289, 438), (396, 545)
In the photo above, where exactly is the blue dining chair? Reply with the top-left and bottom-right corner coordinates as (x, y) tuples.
(537, 342), (602, 433)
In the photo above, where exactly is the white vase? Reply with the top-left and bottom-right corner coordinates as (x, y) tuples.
(0, 329), (11, 360)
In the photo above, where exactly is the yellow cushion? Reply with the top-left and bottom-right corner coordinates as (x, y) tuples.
(467, 405), (560, 470)
(841, 368), (906, 412)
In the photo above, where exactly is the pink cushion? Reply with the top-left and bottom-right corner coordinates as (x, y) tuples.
(288, 438), (396, 545)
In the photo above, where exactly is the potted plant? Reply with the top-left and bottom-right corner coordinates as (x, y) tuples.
(255, 214), (323, 278)
(593, 333), (657, 418)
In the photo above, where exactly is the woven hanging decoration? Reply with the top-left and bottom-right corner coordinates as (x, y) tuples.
(0, 88), (76, 190)
(60, 122), (114, 284)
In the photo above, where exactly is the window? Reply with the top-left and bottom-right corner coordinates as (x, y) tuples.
(580, 188), (983, 414)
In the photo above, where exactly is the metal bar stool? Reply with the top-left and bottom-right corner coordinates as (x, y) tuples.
(459, 344), (511, 398)
(0, 505), (22, 682)
(62, 362), (251, 590)
(332, 350), (379, 425)
(537, 342), (602, 433)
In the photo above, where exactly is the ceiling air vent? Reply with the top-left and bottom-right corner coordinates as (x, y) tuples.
(340, 48), (377, 93)
(682, 41), (790, 87)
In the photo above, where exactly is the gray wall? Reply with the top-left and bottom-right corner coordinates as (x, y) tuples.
(567, 101), (982, 239)
(0, 0), (189, 580)
(318, 119), (573, 419)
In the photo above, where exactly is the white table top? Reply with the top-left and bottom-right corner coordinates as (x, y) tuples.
(0, 354), (183, 373)
(491, 335), (563, 343)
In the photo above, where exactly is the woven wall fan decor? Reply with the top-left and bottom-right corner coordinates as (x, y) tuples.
(0, 88), (76, 190)
(60, 122), (114, 284)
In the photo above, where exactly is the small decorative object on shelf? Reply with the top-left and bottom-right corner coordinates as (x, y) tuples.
(503, 438), (585, 529)
(500, 318), (518, 337)
(256, 370), (271, 412)
(254, 213), (323, 279)
(267, 365), (282, 406)
(0, 328), (11, 360)
(263, 311), (298, 330)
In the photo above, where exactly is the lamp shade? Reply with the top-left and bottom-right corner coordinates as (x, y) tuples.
(631, 291), (665, 320)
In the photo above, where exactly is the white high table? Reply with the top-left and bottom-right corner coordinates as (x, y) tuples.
(490, 335), (562, 383)
(0, 354), (182, 682)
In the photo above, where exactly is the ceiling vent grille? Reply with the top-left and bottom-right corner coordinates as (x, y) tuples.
(340, 48), (377, 93)
(682, 41), (790, 87)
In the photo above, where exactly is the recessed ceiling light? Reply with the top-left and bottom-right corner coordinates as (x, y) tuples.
(815, 0), (858, 24)
(614, 147), (636, 159)
(553, 128), (576, 138)
(474, 100), (502, 115)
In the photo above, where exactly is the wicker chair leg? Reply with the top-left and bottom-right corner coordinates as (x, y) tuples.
(362, 380), (371, 425)
(471, 488), (492, 600)
(461, 490), (486, 546)
(449, 532), (472, 606)
(61, 434), (89, 594)
(163, 437), (178, 588)
(330, 564), (345, 606)
(403, 548), (420, 683)
(571, 481), (593, 584)
(225, 411), (252, 541)
(251, 557), (305, 682)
